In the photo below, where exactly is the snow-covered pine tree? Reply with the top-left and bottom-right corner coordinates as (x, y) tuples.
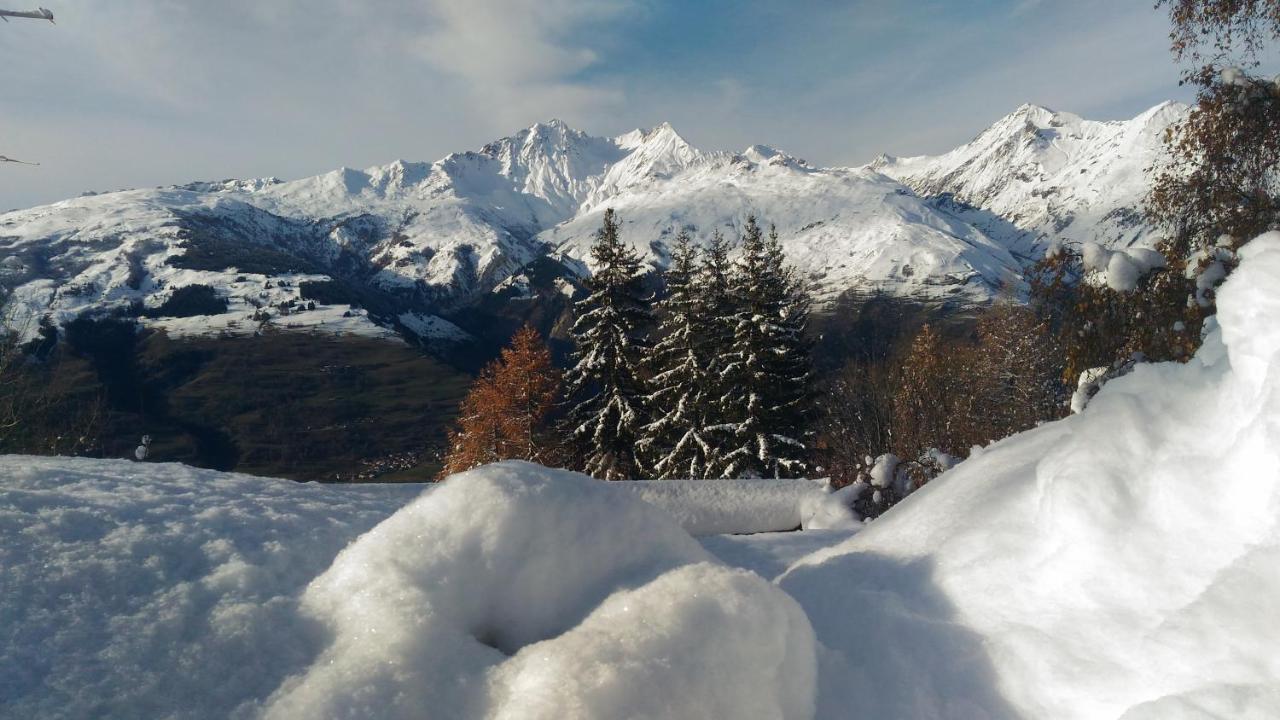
(711, 218), (814, 478)
(636, 231), (717, 478)
(762, 224), (815, 462)
(563, 208), (652, 480)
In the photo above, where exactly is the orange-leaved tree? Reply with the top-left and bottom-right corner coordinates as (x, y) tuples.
(439, 325), (562, 478)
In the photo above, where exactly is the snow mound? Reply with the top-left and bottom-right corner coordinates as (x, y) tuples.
(781, 232), (1280, 719)
(617, 477), (858, 535)
(263, 461), (818, 720)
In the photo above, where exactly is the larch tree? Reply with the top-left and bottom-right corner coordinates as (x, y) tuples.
(637, 231), (717, 478)
(491, 325), (562, 464)
(439, 325), (561, 477)
(892, 323), (967, 463)
(563, 209), (652, 480)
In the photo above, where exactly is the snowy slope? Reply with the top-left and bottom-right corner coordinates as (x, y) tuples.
(781, 232), (1280, 719)
(545, 146), (1022, 305)
(875, 102), (1188, 257)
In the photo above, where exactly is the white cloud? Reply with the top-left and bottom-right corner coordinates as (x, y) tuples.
(411, 0), (636, 127)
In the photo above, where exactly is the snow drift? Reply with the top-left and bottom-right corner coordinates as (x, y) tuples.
(262, 462), (817, 720)
(0, 459), (823, 720)
(782, 232), (1280, 719)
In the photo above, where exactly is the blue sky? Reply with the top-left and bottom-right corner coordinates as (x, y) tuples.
(1, 0), (1189, 211)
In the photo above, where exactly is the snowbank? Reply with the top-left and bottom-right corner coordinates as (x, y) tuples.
(781, 232), (1280, 719)
(0, 457), (421, 719)
(616, 477), (858, 535)
(262, 462), (817, 719)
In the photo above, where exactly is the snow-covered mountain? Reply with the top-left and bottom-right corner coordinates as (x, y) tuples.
(874, 101), (1187, 259)
(0, 103), (1183, 342)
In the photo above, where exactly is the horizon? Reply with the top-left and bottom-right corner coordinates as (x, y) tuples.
(1, 1), (1190, 212)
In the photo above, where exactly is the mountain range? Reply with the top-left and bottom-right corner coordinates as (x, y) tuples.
(0, 101), (1187, 349)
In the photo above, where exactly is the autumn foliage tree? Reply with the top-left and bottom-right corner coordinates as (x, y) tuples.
(439, 325), (562, 477)
(891, 324), (978, 463)
(817, 296), (1065, 501)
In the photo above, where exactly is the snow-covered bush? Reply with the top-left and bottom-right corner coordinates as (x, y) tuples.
(852, 449), (959, 519)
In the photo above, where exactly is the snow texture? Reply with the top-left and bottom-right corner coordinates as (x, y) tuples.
(0, 458), (422, 719)
(0, 459), (824, 720)
(265, 462), (817, 719)
(780, 231), (1280, 719)
(616, 477), (858, 535)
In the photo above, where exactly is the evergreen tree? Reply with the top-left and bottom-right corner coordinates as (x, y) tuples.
(637, 231), (716, 478)
(563, 209), (652, 480)
(762, 224), (815, 454)
(712, 218), (813, 478)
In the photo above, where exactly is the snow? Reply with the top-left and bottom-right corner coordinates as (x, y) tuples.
(265, 462), (818, 719)
(878, 102), (1188, 258)
(0, 457), (422, 719)
(616, 477), (858, 535)
(547, 159), (1022, 306)
(5, 231), (1280, 718)
(1076, 241), (1167, 292)
(0, 457), (828, 719)
(1071, 365), (1110, 413)
(397, 311), (473, 343)
(779, 231), (1280, 719)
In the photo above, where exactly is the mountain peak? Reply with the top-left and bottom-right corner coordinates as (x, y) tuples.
(528, 118), (573, 135)
(614, 121), (691, 151)
(738, 144), (806, 169)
